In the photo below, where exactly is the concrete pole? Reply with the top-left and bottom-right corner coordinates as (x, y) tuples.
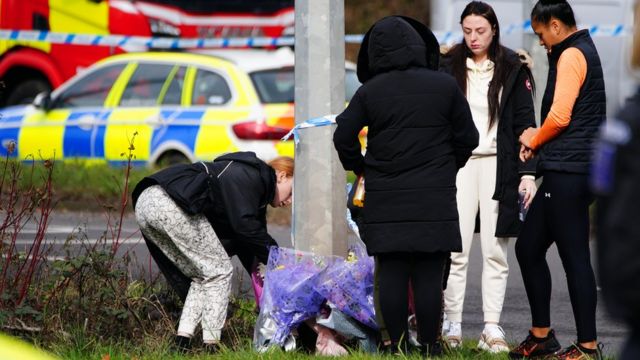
(293, 0), (348, 256)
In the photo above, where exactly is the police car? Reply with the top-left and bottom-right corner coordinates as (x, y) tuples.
(0, 48), (359, 166)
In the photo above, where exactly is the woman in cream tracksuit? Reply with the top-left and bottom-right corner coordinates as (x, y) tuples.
(439, 1), (537, 352)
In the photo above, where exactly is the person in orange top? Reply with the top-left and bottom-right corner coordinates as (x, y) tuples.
(520, 47), (587, 152)
(509, 1), (606, 360)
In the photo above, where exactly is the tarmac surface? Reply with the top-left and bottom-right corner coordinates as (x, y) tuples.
(16, 210), (628, 357)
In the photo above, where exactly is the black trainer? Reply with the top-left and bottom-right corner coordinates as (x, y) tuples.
(421, 340), (445, 358)
(172, 335), (192, 354)
(508, 329), (561, 359)
(550, 342), (603, 360)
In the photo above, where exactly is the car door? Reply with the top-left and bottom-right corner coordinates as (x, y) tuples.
(190, 65), (257, 160)
(146, 64), (199, 165)
(105, 61), (183, 165)
(17, 63), (125, 161)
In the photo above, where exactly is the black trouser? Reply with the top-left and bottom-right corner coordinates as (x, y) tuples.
(515, 171), (597, 342)
(374, 252), (448, 347)
(620, 327), (640, 360)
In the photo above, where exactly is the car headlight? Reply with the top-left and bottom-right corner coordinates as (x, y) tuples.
(149, 18), (180, 37)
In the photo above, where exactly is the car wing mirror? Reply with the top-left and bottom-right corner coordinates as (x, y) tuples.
(33, 92), (52, 111)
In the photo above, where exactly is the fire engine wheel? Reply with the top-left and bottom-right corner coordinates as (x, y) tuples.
(5, 79), (51, 106)
(156, 151), (190, 168)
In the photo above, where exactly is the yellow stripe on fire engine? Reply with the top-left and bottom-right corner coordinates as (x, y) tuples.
(103, 109), (156, 162)
(0, 40), (51, 57)
(48, 0), (109, 35)
(18, 109), (69, 161)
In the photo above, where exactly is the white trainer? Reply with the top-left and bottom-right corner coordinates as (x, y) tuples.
(444, 321), (462, 348)
(477, 324), (509, 353)
(441, 312), (450, 337)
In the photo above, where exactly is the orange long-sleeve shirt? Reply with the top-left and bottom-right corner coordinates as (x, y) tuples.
(529, 47), (587, 150)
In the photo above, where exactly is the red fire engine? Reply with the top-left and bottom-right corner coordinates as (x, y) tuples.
(0, 0), (294, 106)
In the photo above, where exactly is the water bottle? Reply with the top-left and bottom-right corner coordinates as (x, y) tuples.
(518, 190), (528, 221)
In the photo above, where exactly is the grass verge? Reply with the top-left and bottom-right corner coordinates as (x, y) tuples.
(50, 339), (518, 360)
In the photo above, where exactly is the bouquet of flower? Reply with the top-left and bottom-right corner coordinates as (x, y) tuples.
(259, 246), (335, 345)
(315, 244), (377, 329)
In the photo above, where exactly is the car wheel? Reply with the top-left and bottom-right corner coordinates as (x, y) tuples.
(156, 151), (190, 168)
(5, 79), (52, 106)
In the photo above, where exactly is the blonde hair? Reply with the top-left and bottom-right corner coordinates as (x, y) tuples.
(268, 156), (294, 177)
(633, 0), (640, 68)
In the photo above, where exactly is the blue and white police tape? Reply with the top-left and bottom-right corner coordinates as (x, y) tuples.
(281, 115), (337, 145)
(0, 29), (295, 49)
(0, 21), (631, 49)
(437, 20), (630, 44)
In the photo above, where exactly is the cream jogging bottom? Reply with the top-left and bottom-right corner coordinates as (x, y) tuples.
(444, 156), (509, 324)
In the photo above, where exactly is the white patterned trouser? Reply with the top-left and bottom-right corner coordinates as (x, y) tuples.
(135, 185), (233, 343)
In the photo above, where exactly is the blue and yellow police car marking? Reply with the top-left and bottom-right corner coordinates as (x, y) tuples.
(18, 109), (69, 161)
(151, 109), (204, 159)
(0, 52), (299, 166)
(104, 108), (157, 162)
(64, 110), (111, 158)
(0, 107), (27, 157)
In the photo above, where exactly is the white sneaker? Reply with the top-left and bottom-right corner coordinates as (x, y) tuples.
(444, 321), (462, 348)
(441, 312), (450, 337)
(408, 314), (420, 347)
(478, 324), (509, 353)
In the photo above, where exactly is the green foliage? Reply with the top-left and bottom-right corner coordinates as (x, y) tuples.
(55, 340), (617, 360)
(345, 0), (431, 61)
(9, 160), (154, 211)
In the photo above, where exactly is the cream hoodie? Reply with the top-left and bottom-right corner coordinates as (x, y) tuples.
(466, 58), (499, 156)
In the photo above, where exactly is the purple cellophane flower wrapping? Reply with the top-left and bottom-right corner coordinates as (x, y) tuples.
(259, 246), (334, 345)
(316, 244), (377, 329)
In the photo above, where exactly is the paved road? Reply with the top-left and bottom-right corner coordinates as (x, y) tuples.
(16, 211), (628, 357)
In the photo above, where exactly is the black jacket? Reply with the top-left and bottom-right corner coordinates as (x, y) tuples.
(333, 16), (478, 254)
(539, 30), (606, 174)
(440, 48), (537, 237)
(594, 87), (640, 325)
(132, 151), (277, 299)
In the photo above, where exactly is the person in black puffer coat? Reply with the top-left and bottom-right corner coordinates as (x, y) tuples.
(333, 16), (478, 355)
(131, 152), (293, 351)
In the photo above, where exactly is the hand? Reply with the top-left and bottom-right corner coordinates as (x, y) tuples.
(515, 48), (534, 69)
(518, 177), (537, 209)
(519, 144), (535, 162)
(519, 127), (539, 149)
(256, 263), (267, 280)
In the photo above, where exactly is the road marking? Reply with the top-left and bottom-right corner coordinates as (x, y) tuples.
(11, 237), (144, 245)
(18, 226), (139, 234)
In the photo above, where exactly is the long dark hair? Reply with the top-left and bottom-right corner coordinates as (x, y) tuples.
(531, 0), (577, 27)
(445, 1), (515, 131)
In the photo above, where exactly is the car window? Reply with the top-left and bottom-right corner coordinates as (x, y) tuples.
(250, 68), (361, 104)
(120, 63), (176, 107)
(191, 69), (231, 106)
(52, 63), (125, 108)
(159, 66), (186, 105)
(250, 69), (294, 104)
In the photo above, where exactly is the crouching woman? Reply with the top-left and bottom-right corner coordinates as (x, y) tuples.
(131, 152), (293, 351)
